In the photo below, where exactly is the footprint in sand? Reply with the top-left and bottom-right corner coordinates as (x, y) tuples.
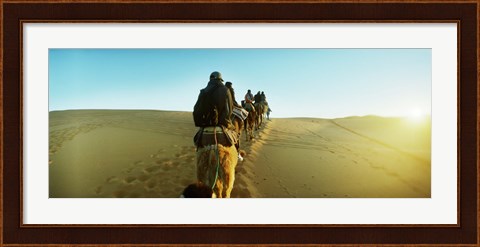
(95, 186), (103, 195)
(145, 180), (157, 190)
(369, 162), (384, 170)
(179, 148), (189, 155)
(181, 179), (192, 186)
(182, 160), (193, 166)
(133, 160), (144, 165)
(185, 155), (195, 162)
(138, 174), (150, 182)
(113, 190), (127, 198)
(124, 176), (137, 184)
(144, 165), (162, 174)
(129, 192), (141, 198)
(95, 144), (198, 198)
(385, 170), (399, 178)
(106, 176), (119, 183)
(155, 159), (169, 165)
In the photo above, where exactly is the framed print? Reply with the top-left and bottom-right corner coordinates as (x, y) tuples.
(26, 24), (452, 225)
(1, 0), (478, 246)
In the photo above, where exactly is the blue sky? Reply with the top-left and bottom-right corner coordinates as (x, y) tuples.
(49, 49), (431, 119)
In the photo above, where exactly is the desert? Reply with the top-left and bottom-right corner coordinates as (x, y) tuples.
(49, 109), (431, 198)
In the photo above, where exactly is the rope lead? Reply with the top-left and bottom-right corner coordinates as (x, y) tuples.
(211, 126), (221, 190)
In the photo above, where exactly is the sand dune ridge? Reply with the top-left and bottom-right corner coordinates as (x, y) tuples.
(49, 110), (431, 198)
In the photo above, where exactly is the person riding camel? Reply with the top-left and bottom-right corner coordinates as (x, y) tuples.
(192, 72), (242, 197)
(225, 81), (244, 161)
(193, 71), (238, 152)
(254, 91), (261, 103)
(225, 81), (241, 108)
(260, 91), (266, 103)
(244, 89), (255, 112)
(245, 89), (254, 103)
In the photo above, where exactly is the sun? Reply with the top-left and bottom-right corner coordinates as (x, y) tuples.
(407, 108), (425, 122)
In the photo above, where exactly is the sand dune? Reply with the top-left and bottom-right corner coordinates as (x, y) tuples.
(49, 110), (431, 198)
(242, 117), (430, 198)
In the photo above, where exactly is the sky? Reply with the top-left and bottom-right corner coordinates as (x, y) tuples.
(49, 48), (431, 119)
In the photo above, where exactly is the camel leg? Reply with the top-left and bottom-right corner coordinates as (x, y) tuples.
(215, 181), (223, 198)
(250, 121), (254, 139)
(244, 121), (247, 141)
(224, 171), (235, 198)
(223, 146), (237, 198)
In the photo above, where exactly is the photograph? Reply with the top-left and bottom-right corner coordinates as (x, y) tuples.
(3, 0), (478, 245)
(49, 48), (431, 199)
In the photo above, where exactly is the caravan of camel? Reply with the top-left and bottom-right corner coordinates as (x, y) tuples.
(192, 90), (270, 198)
(242, 98), (270, 141)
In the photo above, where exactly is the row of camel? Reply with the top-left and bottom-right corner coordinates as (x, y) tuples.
(192, 101), (269, 198)
(243, 101), (269, 141)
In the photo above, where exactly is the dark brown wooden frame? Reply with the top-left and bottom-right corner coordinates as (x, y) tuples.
(1, 0), (478, 246)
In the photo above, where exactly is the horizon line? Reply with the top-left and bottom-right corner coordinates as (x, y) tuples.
(48, 108), (432, 120)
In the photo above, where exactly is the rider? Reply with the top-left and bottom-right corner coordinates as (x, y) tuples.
(226, 81), (244, 161)
(225, 81), (241, 108)
(193, 71), (238, 152)
(260, 91), (266, 103)
(244, 89), (255, 112)
(254, 91), (261, 104)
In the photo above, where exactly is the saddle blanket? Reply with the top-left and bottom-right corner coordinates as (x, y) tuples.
(194, 126), (238, 148)
(233, 106), (249, 121)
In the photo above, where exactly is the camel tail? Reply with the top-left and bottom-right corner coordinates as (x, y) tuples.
(196, 145), (219, 189)
(196, 144), (238, 198)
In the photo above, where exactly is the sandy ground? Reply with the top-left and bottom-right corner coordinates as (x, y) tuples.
(49, 110), (430, 198)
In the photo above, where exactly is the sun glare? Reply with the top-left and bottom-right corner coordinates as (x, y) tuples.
(407, 108), (425, 122)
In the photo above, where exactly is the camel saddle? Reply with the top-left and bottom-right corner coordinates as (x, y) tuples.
(194, 126), (238, 148)
(233, 106), (249, 121)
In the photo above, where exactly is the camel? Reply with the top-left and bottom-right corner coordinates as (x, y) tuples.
(232, 107), (246, 137)
(195, 110), (244, 198)
(254, 102), (268, 129)
(243, 103), (256, 141)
